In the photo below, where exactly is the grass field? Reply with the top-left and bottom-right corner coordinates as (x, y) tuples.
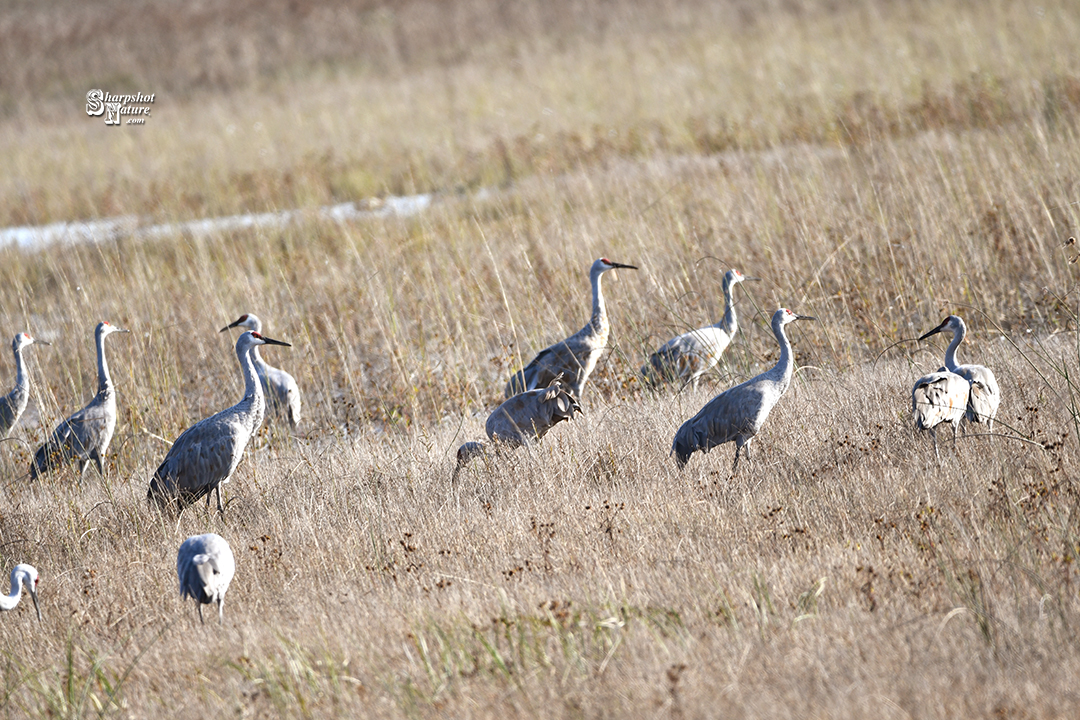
(2, 0), (1080, 716)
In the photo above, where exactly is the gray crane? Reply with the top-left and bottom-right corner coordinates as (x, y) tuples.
(30, 322), (128, 480)
(912, 369), (969, 458)
(177, 533), (235, 624)
(641, 269), (759, 389)
(505, 258), (637, 400)
(919, 315), (1001, 431)
(1, 333), (50, 439)
(672, 308), (814, 470)
(0, 564), (41, 621)
(148, 331), (291, 512)
(221, 313), (301, 429)
(454, 380), (581, 482)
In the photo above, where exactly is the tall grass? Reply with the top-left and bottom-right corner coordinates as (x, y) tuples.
(1, 0), (1080, 716)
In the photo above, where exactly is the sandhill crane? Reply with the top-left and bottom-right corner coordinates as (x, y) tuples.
(177, 534), (234, 624)
(454, 380), (581, 482)
(642, 269), (759, 389)
(0, 564), (41, 621)
(912, 369), (969, 459)
(148, 331), (291, 512)
(30, 322), (128, 480)
(672, 308), (814, 471)
(919, 315), (1000, 432)
(1, 333), (50, 438)
(505, 258), (637, 401)
(220, 314), (301, 429)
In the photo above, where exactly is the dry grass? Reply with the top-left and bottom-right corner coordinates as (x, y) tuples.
(1, 0), (1080, 716)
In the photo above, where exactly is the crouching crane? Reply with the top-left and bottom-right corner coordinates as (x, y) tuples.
(177, 533), (235, 624)
(919, 315), (1000, 432)
(454, 380), (581, 482)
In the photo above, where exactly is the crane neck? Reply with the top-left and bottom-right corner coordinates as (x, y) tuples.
(588, 267), (607, 334)
(0, 568), (25, 610)
(943, 325), (965, 371)
(12, 343), (28, 392)
(95, 331), (113, 396)
(715, 280), (738, 336)
(250, 344), (269, 373)
(238, 342), (265, 406)
(768, 316), (795, 390)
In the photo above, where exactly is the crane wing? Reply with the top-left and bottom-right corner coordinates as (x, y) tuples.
(149, 417), (245, 507)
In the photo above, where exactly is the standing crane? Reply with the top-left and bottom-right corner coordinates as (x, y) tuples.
(912, 369), (969, 459)
(1, 333), (50, 438)
(453, 380), (581, 482)
(177, 533), (235, 624)
(220, 313), (301, 429)
(918, 315), (1001, 431)
(148, 331), (291, 512)
(672, 308), (815, 470)
(0, 564), (41, 621)
(641, 268), (760, 389)
(505, 258), (637, 400)
(30, 322), (128, 480)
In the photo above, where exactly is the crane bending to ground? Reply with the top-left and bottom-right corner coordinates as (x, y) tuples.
(641, 268), (759, 389)
(918, 315), (1001, 432)
(30, 322), (128, 480)
(672, 308), (814, 471)
(221, 313), (301, 429)
(454, 380), (581, 482)
(912, 369), (969, 459)
(148, 331), (291, 512)
(0, 564), (41, 621)
(505, 258), (637, 401)
(177, 534), (235, 624)
(0, 333), (50, 439)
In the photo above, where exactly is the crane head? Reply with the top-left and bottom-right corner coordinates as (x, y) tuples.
(12, 564), (41, 622)
(918, 315), (965, 342)
(96, 321), (130, 338)
(452, 441), (486, 484)
(248, 331), (291, 348)
(12, 333), (49, 351)
(221, 313), (262, 334)
(726, 269), (761, 286)
(777, 308), (816, 324)
(595, 258), (638, 272)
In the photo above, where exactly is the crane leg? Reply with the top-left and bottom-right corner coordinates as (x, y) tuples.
(732, 445), (742, 475)
(91, 451), (104, 477)
(216, 486), (224, 513)
(218, 598), (225, 624)
(198, 604), (205, 625)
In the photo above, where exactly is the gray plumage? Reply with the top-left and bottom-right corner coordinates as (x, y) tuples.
(0, 564), (41, 621)
(672, 308), (814, 471)
(148, 331), (291, 512)
(912, 369), (969, 458)
(30, 322), (127, 480)
(177, 533), (235, 624)
(0, 333), (49, 439)
(454, 380), (582, 482)
(505, 258), (637, 401)
(642, 269), (759, 388)
(221, 313), (301, 429)
(919, 315), (1001, 431)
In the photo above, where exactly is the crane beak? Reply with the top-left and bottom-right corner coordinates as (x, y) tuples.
(220, 319), (242, 333)
(609, 262), (638, 270)
(35, 340), (52, 346)
(256, 335), (292, 348)
(743, 276), (762, 282)
(918, 319), (949, 341)
(796, 315), (817, 321)
(29, 586), (41, 622)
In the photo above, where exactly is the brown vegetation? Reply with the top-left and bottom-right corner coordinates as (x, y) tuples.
(1, 0), (1080, 716)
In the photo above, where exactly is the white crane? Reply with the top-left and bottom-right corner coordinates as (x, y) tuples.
(30, 322), (128, 480)
(148, 331), (291, 512)
(0, 564), (41, 621)
(505, 258), (637, 400)
(177, 533), (235, 624)
(221, 313), (301, 429)
(641, 269), (759, 389)
(672, 308), (814, 470)
(454, 380), (581, 482)
(918, 315), (1001, 431)
(1, 333), (50, 439)
(912, 369), (969, 458)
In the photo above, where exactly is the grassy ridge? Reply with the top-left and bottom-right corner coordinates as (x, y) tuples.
(0, 0), (1080, 716)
